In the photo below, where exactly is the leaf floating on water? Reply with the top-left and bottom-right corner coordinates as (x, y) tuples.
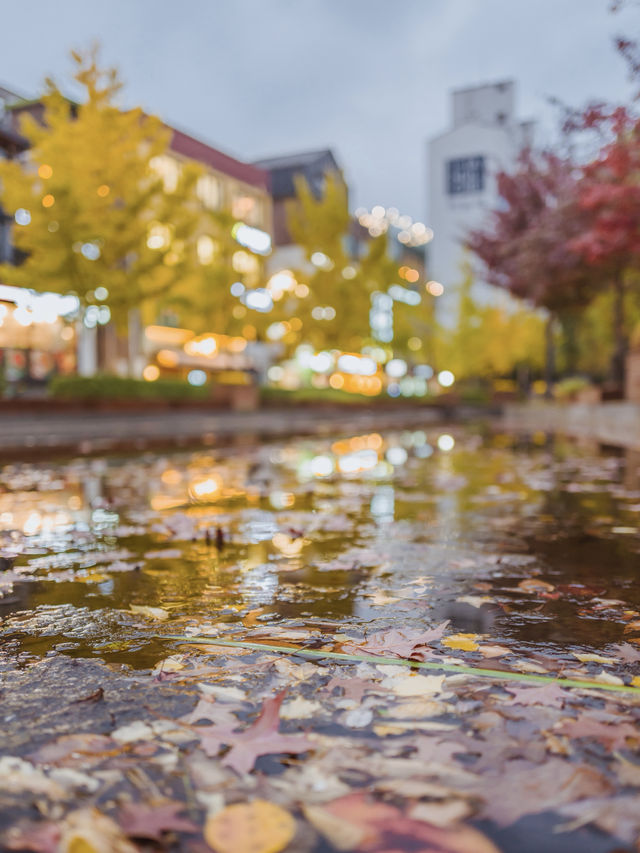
(204, 800), (295, 853)
(129, 604), (170, 621)
(442, 633), (479, 652)
(573, 652), (617, 664)
(517, 578), (556, 594)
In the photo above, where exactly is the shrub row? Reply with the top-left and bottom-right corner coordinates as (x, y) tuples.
(49, 374), (210, 401)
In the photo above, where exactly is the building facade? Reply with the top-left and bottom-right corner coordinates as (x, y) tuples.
(0, 89), (274, 385)
(253, 149), (345, 274)
(428, 80), (534, 324)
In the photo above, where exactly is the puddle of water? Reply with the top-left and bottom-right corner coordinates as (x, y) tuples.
(1, 428), (639, 668)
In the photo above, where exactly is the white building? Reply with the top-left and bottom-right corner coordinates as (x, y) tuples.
(428, 80), (534, 324)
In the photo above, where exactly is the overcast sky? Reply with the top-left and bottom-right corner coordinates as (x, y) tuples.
(1, 0), (637, 222)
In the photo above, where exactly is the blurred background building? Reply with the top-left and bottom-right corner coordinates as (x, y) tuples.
(428, 80), (535, 324)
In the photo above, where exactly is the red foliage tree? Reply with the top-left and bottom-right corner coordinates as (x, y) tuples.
(467, 150), (597, 385)
(566, 104), (640, 385)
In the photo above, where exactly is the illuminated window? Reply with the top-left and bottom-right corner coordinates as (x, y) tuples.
(197, 235), (217, 265)
(232, 194), (257, 222)
(149, 155), (181, 192)
(197, 174), (221, 209)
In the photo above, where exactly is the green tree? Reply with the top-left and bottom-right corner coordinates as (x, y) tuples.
(0, 47), (202, 335)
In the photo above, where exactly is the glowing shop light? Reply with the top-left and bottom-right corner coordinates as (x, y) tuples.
(385, 359), (408, 379)
(437, 370), (455, 388)
(310, 455), (334, 477)
(388, 284), (421, 306)
(437, 434), (455, 452)
(337, 354), (377, 376)
(386, 446), (408, 466)
(426, 281), (444, 297)
(309, 351), (334, 373)
(232, 222), (271, 255)
(310, 251), (333, 270)
(244, 288), (273, 313)
(143, 365), (160, 381)
(187, 369), (208, 386)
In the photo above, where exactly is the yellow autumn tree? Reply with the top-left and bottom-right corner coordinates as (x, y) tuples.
(0, 47), (202, 332)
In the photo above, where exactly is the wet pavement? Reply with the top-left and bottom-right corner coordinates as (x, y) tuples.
(1, 425), (639, 852)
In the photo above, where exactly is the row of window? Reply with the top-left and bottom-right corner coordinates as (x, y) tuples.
(149, 155), (266, 227)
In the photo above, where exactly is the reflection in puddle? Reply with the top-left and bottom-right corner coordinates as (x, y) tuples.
(1, 429), (639, 667)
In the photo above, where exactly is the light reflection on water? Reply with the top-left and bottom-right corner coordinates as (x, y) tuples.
(0, 429), (639, 667)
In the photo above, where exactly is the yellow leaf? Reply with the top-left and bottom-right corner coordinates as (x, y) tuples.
(205, 800), (295, 853)
(129, 605), (169, 620)
(573, 653), (617, 664)
(442, 633), (479, 652)
(630, 675), (640, 688)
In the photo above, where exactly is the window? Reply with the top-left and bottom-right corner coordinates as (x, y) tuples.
(149, 155), (181, 192)
(197, 174), (221, 209)
(446, 156), (485, 195)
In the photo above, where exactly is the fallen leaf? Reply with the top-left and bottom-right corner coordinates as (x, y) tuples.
(442, 633), (479, 652)
(3, 821), (61, 853)
(518, 578), (555, 593)
(204, 799), (295, 853)
(60, 808), (137, 853)
(303, 803), (365, 851)
(129, 604), (170, 620)
(609, 642), (640, 663)
(118, 800), (198, 840)
(380, 673), (447, 697)
(322, 793), (499, 852)
(479, 759), (612, 826)
(556, 716), (639, 749)
(195, 691), (315, 774)
(573, 652), (617, 664)
(503, 683), (567, 709)
(408, 799), (473, 828)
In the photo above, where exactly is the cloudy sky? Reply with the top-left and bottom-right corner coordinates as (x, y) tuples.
(1, 0), (637, 222)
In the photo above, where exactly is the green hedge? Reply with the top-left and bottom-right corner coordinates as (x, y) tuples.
(49, 374), (210, 402)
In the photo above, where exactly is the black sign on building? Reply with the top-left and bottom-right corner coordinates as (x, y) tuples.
(446, 155), (485, 195)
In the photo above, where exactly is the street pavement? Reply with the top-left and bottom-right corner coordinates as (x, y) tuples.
(0, 405), (445, 457)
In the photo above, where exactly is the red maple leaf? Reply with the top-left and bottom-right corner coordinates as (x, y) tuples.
(118, 801), (198, 840)
(194, 691), (315, 774)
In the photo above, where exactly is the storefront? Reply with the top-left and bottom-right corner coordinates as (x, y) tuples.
(0, 284), (77, 395)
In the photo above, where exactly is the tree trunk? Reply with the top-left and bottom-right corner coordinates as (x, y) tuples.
(544, 314), (555, 399)
(610, 276), (627, 388)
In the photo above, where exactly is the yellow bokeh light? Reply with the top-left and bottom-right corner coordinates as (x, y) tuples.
(294, 284), (309, 298)
(329, 373), (345, 389)
(243, 324), (257, 341)
(161, 468), (182, 485)
(143, 364), (160, 381)
(42, 194), (55, 208)
(290, 317), (302, 331)
(190, 475), (222, 500)
(408, 336), (422, 351)
(38, 164), (53, 179)
(157, 349), (179, 367)
(426, 280), (444, 297)
(229, 336), (247, 352)
(97, 184), (110, 197)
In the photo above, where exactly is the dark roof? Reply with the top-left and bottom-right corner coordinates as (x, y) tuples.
(252, 148), (341, 200)
(170, 128), (270, 191)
